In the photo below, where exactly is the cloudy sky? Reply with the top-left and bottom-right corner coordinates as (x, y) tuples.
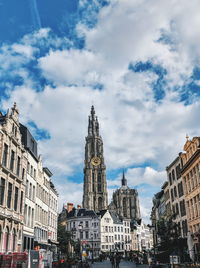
(1, 0), (200, 222)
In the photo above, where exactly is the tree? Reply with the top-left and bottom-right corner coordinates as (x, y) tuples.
(57, 223), (72, 255)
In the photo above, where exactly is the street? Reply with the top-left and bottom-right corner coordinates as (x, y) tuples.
(91, 260), (149, 268)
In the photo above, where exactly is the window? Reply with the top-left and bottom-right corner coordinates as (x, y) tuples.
(80, 232), (83, 239)
(175, 203), (179, 216)
(169, 173), (172, 185)
(2, 144), (8, 167)
(32, 209), (34, 228)
(14, 187), (19, 211)
(12, 123), (15, 134)
(180, 200), (186, 216)
(85, 221), (89, 228)
(31, 139), (34, 151)
(22, 168), (25, 180)
(172, 169), (175, 181)
(33, 186), (35, 201)
(174, 186), (177, 198)
(7, 183), (12, 208)
(17, 156), (20, 176)
(98, 173), (101, 193)
(0, 178), (5, 205)
(85, 231), (88, 239)
(176, 164), (181, 179)
(171, 189), (174, 202)
(29, 183), (32, 199)
(10, 150), (15, 172)
(20, 191), (23, 213)
(123, 197), (127, 217)
(31, 166), (33, 177)
(178, 182), (184, 197)
(14, 127), (17, 137)
(27, 162), (30, 174)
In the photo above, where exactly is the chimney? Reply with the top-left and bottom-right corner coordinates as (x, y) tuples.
(67, 203), (74, 212)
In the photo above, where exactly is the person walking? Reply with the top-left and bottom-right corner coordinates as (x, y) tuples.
(110, 254), (115, 268)
(116, 254), (121, 268)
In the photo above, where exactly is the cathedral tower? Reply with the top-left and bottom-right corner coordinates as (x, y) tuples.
(109, 172), (141, 221)
(82, 106), (108, 211)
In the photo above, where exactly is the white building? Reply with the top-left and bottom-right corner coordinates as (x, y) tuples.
(20, 125), (59, 251)
(131, 222), (153, 252)
(48, 180), (59, 247)
(99, 210), (114, 252)
(65, 206), (100, 258)
(20, 124), (38, 251)
(99, 210), (131, 253)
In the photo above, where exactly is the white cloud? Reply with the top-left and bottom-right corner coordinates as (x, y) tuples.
(2, 0), (200, 220)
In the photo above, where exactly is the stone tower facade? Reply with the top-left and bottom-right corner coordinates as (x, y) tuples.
(82, 106), (108, 211)
(109, 172), (141, 221)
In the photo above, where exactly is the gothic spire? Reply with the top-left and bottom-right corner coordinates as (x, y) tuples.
(91, 105), (95, 119)
(88, 105), (99, 136)
(122, 170), (127, 186)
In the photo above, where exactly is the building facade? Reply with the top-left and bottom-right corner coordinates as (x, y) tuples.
(0, 103), (59, 253)
(181, 136), (200, 255)
(48, 180), (59, 248)
(20, 124), (38, 251)
(131, 223), (153, 252)
(109, 172), (141, 221)
(82, 106), (108, 211)
(99, 210), (131, 253)
(65, 207), (101, 258)
(34, 164), (51, 250)
(0, 104), (26, 252)
(166, 154), (188, 238)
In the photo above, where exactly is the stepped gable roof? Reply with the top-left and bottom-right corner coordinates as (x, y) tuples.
(67, 208), (97, 219)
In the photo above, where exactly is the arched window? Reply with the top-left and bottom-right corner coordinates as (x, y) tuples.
(98, 197), (103, 211)
(5, 226), (9, 252)
(129, 198), (132, 218)
(93, 197), (96, 211)
(13, 229), (16, 252)
(123, 197), (127, 217)
(92, 172), (95, 192)
(98, 173), (101, 192)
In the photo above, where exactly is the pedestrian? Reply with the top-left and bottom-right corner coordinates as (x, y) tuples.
(116, 254), (121, 268)
(110, 254), (115, 268)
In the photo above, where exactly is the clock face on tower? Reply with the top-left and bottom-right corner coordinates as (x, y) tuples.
(91, 157), (101, 166)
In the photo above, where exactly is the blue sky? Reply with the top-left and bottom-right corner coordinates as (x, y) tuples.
(1, 0), (200, 222)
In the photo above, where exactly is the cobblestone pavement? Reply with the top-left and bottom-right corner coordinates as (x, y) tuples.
(91, 260), (149, 268)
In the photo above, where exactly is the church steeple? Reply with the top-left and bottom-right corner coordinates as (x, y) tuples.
(88, 106), (99, 136)
(83, 106), (108, 211)
(122, 170), (127, 186)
